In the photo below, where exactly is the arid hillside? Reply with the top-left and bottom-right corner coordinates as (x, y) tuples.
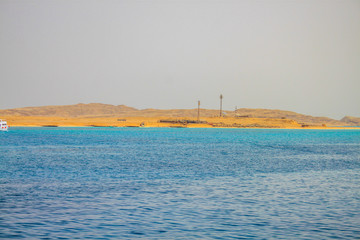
(0, 103), (358, 126)
(234, 108), (349, 126)
(0, 103), (137, 117)
(340, 116), (360, 126)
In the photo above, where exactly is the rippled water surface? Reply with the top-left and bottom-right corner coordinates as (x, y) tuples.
(1, 127), (360, 239)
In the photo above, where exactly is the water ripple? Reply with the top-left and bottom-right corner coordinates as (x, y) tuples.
(1, 128), (360, 239)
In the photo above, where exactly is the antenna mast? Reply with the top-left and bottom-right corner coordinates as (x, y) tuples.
(219, 94), (223, 117)
(197, 100), (200, 122)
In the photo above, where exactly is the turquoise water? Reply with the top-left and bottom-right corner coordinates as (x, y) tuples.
(1, 127), (360, 239)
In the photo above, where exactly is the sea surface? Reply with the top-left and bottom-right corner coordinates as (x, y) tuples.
(1, 127), (360, 239)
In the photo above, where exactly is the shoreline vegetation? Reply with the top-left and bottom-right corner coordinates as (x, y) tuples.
(2, 115), (358, 129)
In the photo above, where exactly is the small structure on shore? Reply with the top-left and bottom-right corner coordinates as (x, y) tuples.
(159, 119), (208, 125)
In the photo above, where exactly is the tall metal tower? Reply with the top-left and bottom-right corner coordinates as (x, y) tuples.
(197, 100), (200, 122)
(219, 94), (223, 117)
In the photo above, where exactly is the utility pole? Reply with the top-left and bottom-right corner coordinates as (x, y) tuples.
(219, 94), (223, 117)
(197, 100), (200, 122)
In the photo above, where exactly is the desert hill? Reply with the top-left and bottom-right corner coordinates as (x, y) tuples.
(0, 103), (357, 126)
(234, 108), (348, 126)
(0, 103), (137, 117)
(341, 116), (360, 126)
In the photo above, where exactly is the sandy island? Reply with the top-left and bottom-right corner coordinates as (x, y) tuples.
(2, 115), (357, 129)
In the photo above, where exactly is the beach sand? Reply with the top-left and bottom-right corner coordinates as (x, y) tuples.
(3, 115), (355, 129)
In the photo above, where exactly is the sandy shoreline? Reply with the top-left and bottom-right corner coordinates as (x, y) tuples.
(2, 115), (358, 130)
(8, 126), (359, 130)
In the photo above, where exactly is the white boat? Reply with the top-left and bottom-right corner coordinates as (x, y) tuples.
(0, 119), (8, 131)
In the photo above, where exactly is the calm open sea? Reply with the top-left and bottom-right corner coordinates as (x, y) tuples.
(1, 127), (360, 239)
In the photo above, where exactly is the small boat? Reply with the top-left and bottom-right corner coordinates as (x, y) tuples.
(0, 119), (9, 131)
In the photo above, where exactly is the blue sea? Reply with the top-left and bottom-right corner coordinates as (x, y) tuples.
(1, 127), (360, 239)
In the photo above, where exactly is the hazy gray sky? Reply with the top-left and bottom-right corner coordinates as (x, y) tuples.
(1, 0), (359, 119)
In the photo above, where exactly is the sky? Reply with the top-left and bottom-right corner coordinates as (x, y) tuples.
(0, 0), (359, 119)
